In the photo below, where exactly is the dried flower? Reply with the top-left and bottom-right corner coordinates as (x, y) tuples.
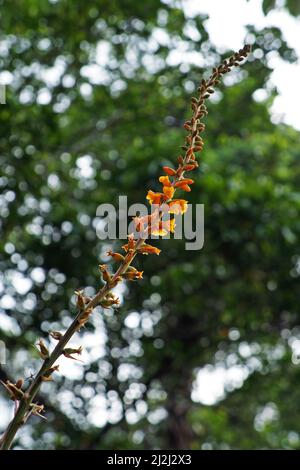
(123, 270), (144, 280)
(49, 331), (63, 341)
(1, 381), (24, 401)
(99, 264), (111, 283)
(15, 379), (24, 389)
(107, 250), (125, 262)
(100, 295), (120, 308)
(122, 234), (136, 252)
(77, 307), (93, 329)
(75, 290), (86, 310)
(29, 403), (46, 420)
(41, 365), (60, 382)
(36, 339), (49, 360)
(63, 346), (83, 361)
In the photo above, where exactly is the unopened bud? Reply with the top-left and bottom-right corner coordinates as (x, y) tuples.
(49, 331), (63, 341)
(37, 339), (49, 360)
(15, 378), (24, 389)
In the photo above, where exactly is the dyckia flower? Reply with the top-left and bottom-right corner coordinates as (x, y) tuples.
(138, 243), (161, 255)
(146, 190), (165, 205)
(0, 45), (251, 451)
(168, 199), (188, 215)
(150, 218), (176, 237)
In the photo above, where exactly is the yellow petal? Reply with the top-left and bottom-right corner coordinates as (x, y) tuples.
(159, 175), (171, 187)
(163, 186), (175, 199)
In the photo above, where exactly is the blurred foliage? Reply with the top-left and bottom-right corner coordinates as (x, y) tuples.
(0, 0), (300, 450)
(261, 0), (300, 16)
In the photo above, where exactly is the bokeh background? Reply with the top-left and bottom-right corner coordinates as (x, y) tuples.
(1, 0), (300, 450)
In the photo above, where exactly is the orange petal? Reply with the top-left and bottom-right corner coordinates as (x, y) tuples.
(183, 164), (196, 171)
(107, 251), (125, 262)
(174, 181), (191, 192)
(169, 218), (176, 233)
(159, 175), (172, 187)
(163, 186), (175, 199)
(151, 227), (168, 236)
(161, 219), (176, 234)
(174, 178), (194, 187)
(138, 244), (161, 255)
(146, 190), (164, 205)
(122, 234), (136, 252)
(168, 199), (188, 215)
(133, 216), (149, 232)
(123, 270), (144, 280)
(163, 166), (177, 176)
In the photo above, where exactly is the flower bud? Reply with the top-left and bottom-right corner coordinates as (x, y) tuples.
(99, 264), (111, 283)
(49, 331), (63, 341)
(37, 339), (50, 360)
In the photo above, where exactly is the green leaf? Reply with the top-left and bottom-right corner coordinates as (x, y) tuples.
(262, 0), (276, 14)
(286, 0), (300, 16)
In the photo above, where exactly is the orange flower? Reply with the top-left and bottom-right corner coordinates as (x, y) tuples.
(100, 295), (120, 307)
(174, 180), (193, 192)
(133, 215), (149, 232)
(163, 166), (177, 176)
(138, 243), (161, 255)
(174, 178), (194, 187)
(169, 218), (176, 233)
(151, 226), (168, 236)
(180, 184), (191, 192)
(183, 164), (197, 171)
(123, 270), (144, 280)
(163, 186), (175, 200)
(151, 218), (176, 236)
(99, 264), (111, 283)
(146, 190), (164, 205)
(107, 250), (125, 262)
(122, 234), (136, 252)
(168, 199), (188, 215)
(159, 175), (172, 187)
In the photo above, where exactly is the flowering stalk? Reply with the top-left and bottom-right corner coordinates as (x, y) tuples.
(0, 45), (251, 450)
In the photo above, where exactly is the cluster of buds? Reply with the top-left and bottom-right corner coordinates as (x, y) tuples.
(100, 292), (120, 308)
(99, 264), (122, 288)
(77, 306), (93, 329)
(37, 338), (61, 381)
(107, 240), (145, 282)
(122, 266), (143, 280)
(73, 290), (94, 330)
(75, 290), (92, 311)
